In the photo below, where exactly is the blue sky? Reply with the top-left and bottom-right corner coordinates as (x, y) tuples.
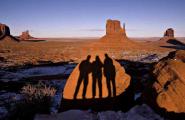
(0, 0), (185, 37)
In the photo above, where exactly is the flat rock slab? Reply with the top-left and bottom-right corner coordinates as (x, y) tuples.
(63, 53), (130, 99)
(34, 110), (96, 120)
(35, 104), (163, 120)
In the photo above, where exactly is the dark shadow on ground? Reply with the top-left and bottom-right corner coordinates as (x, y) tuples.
(160, 39), (185, 50)
(21, 39), (46, 42)
(167, 39), (185, 46)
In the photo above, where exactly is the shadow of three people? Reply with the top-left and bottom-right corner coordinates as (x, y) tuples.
(73, 54), (116, 99)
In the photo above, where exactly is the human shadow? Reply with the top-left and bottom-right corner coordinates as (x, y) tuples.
(61, 58), (136, 112)
(92, 56), (103, 98)
(103, 54), (116, 98)
(74, 55), (91, 99)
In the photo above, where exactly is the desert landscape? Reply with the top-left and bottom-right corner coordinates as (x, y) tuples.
(0, 0), (185, 120)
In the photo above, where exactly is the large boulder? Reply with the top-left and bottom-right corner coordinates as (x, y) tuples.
(153, 50), (185, 113)
(63, 53), (131, 99)
(0, 23), (10, 39)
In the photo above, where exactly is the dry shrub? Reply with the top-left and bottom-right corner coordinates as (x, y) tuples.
(8, 82), (57, 120)
(20, 82), (56, 114)
(21, 82), (56, 102)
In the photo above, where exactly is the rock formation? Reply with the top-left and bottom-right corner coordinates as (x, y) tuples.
(100, 19), (128, 43)
(159, 28), (176, 43)
(63, 53), (131, 99)
(106, 19), (126, 36)
(19, 30), (33, 40)
(0, 23), (19, 42)
(0, 23), (10, 39)
(82, 19), (138, 60)
(153, 50), (185, 113)
(164, 28), (174, 38)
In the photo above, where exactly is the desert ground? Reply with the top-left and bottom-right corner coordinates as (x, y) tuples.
(1, 37), (184, 68)
(0, 20), (185, 120)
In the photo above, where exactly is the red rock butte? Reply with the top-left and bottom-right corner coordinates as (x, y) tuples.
(100, 19), (128, 43)
(0, 23), (10, 39)
(159, 28), (175, 43)
(81, 19), (138, 60)
(164, 28), (174, 38)
(106, 19), (126, 36)
(19, 30), (33, 40)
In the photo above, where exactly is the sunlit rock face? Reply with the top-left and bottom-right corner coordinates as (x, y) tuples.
(164, 28), (174, 38)
(63, 53), (130, 99)
(153, 50), (185, 113)
(0, 23), (10, 39)
(106, 19), (126, 36)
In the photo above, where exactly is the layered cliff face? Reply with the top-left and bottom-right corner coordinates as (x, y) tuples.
(0, 23), (10, 39)
(153, 50), (185, 113)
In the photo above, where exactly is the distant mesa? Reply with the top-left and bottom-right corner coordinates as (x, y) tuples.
(19, 30), (34, 40)
(159, 28), (175, 42)
(0, 23), (10, 39)
(106, 19), (126, 37)
(0, 23), (19, 42)
(19, 30), (46, 42)
(100, 19), (128, 43)
(164, 28), (174, 38)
